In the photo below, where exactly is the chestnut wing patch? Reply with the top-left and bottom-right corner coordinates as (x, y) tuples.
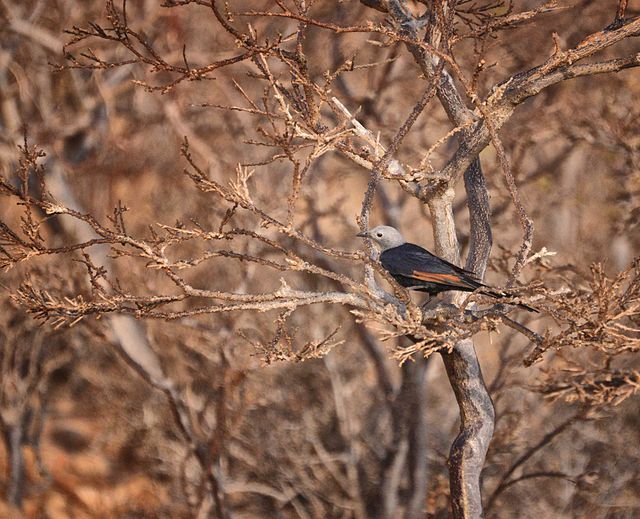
(410, 271), (464, 285)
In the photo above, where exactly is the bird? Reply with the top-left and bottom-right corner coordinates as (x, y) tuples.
(357, 225), (536, 312)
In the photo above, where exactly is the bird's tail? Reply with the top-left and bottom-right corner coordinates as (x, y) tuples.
(480, 289), (538, 313)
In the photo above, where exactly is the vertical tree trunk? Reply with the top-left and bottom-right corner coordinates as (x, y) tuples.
(429, 159), (495, 518)
(3, 422), (25, 508)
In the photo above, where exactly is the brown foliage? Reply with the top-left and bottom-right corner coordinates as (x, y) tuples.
(1, 0), (639, 517)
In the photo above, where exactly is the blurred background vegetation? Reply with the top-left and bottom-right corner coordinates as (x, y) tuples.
(1, 1), (639, 517)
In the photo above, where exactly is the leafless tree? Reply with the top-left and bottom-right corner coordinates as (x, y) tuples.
(1, 1), (639, 517)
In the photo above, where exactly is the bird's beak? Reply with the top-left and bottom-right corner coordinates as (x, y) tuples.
(356, 231), (369, 238)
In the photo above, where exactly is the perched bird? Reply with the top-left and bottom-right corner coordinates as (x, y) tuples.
(357, 225), (536, 311)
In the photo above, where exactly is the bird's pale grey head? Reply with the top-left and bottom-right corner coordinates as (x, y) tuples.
(357, 225), (406, 251)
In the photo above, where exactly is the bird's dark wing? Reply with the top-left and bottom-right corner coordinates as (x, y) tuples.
(380, 243), (538, 311)
(380, 243), (482, 290)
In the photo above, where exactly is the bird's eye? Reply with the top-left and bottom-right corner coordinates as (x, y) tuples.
(376, 232), (383, 238)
